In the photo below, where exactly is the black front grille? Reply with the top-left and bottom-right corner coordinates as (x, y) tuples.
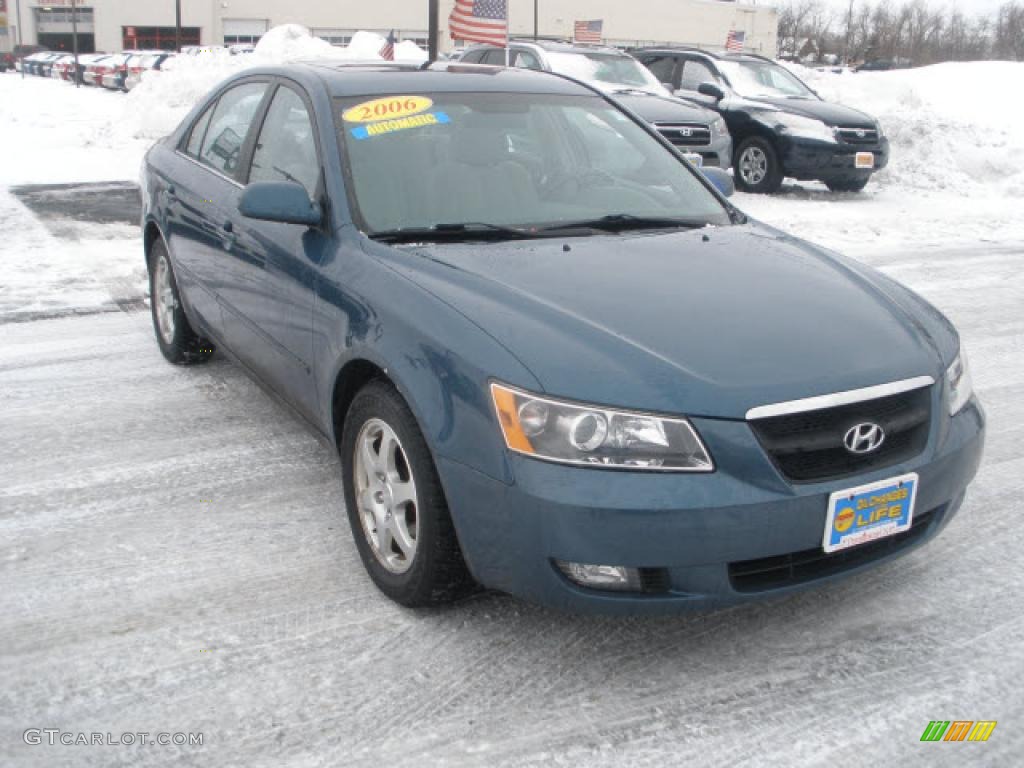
(655, 123), (712, 147)
(837, 126), (880, 144)
(729, 505), (941, 592)
(749, 386), (932, 483)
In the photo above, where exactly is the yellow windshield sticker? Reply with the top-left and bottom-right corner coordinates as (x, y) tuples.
(342, 96), (434, 124)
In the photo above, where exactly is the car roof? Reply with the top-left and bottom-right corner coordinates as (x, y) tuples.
(279, 61), (598, 98)
(632, 47), (775, 65)
(471, 39), (632, 57)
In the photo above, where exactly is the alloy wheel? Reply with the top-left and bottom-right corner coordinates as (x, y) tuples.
(153, 253), (176, 345)
(353, 418), (419, 574)
(739, 146), (769, 186)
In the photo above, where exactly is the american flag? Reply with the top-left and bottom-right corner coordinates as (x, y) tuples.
(725, 29), (746, 53)
(449, 0), (508, 47)
(379, 30), (396, 61)
(573, 20), (604, 44)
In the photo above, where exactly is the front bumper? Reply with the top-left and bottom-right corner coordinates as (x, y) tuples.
(440, 396), (984, 614)
(696, 133), (732, 169)
(781, 135), (890, 182)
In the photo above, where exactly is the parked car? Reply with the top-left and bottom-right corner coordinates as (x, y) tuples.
(82, 55), (114, 86)
(633, 48), (890, 193)
(22, 51), (59, 77)
(124, 52), (174, 91)
(1, 52), (16, 72)
(460, 40), (732, 169)
(141, 62), (983, 614)
(49, 54), (76, 80)
(98, 52), (135, 90)
(64, 53), (105, 85)
(13, 45), (49, 73)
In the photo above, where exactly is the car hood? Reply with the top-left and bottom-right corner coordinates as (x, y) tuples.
(610, 91), (717, 125)
(385, 224), (956, 419)
(743, 96), (876, 128)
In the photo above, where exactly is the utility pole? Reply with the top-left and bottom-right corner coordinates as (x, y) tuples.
(428, 0), (438, 62)
(16, 0), (24, 78)
(71, 0), (79, 88)
(845, 0), (854, 65)
(534, 0), (538, 40)
(175, 0), (182, 52)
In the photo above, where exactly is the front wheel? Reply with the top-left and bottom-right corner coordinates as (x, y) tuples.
(147, 240), (215, 365)
(734, 137), (784, 194)
(341, 380), (472, 607)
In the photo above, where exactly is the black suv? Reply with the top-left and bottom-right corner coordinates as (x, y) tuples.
(634, 48), (889, 193)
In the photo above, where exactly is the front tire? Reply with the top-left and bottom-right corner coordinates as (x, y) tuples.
(147, 240), (215, 365)
(341, 380), (471, 607)
(734, 137), (783, 194)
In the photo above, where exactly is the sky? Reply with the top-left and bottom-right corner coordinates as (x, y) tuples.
(810, 0), (1009, 15)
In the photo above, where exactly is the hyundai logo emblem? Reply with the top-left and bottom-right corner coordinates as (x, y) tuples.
(856, 129), (866, 138)
(843, 422), (886, 454)
(678, 127), (693, 137)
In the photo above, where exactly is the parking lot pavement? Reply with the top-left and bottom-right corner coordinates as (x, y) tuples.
(2, 240), (1023, 767)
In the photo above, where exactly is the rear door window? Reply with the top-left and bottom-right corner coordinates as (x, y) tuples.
(185, 105), (215, 158)
(198, 82), (268, 178)
(643, 55), (678, 87)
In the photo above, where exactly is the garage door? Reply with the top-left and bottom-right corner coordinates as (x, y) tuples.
(223, 18), (269, 45)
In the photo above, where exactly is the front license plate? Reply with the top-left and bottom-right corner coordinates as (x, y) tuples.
(683, 152), (703, 167)
(823, 473), (918, 553)
(855, 151), (875, 169)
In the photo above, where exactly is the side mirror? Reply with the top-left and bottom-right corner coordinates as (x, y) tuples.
(697, 82), (725, 101)
(701, 167), (734, 197)
(239, 181), (321, 226)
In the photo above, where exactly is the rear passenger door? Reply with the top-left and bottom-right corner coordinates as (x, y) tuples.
(168, 80), (269, 339)
(229, 81), (327, 417)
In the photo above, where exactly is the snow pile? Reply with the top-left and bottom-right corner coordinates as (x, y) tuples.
(118, 25), (427, 142)
(785, 61), (1024, 197)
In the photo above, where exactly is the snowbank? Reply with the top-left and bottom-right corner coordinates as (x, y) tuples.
(118, 25), (427, 143)
(784, 61), (1024, 197)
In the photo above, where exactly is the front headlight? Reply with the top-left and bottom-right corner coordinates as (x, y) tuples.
(946, 349), (974, 416)
(490, 382), (713, 471)
(875, 121), (885, 138)
(772, 112), (836, 143)
(712, 117), (728, 136)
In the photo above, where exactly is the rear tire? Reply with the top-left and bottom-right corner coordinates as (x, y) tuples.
(341, 380), (472, 607)
(825, 177), (870, 193)
(734, 137), (784, 194)
(147, 239), (215, 365)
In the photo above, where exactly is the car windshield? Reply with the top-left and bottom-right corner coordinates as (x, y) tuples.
(335, 91), (729, 238)
(717, 60), (817, 99)
(543, 52), (670, 95)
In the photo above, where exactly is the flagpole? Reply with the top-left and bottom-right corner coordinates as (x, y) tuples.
(427, 0), (438, 62)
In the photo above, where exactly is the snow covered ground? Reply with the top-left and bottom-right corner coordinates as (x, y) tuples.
(2, 42), (1024, 766)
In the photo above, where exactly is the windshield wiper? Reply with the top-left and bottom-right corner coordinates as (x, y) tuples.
(539, 214), (708, 234)
(369, 222), (541, 243)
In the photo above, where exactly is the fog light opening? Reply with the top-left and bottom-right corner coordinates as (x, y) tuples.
(555, 560), (643, 592)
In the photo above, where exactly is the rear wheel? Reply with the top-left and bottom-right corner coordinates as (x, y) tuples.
(147, 240), (215, 365)
(825, 177), (870, 193)
(734, 137), (783, 194)
(341, 380), (472, 607)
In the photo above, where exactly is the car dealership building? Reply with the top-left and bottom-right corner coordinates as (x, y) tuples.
(5, 0), (776, 56)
